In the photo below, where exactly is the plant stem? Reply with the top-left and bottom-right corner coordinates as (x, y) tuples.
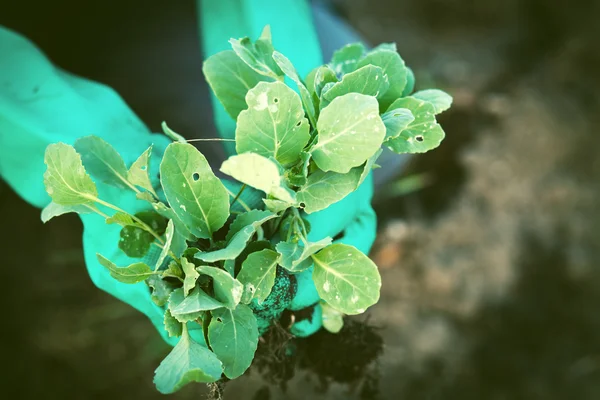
(230, 184), (247, 209)
(91, 196), (166, 245)
(225, 187), (251, 212)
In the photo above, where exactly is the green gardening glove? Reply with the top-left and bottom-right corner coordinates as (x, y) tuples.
(0, 25), (178, 344)
(199, 0), (378, 337)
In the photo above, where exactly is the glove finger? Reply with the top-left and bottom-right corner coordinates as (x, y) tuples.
(290, 303), (323, 337)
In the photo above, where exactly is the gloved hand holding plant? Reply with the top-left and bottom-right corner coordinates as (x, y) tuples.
(1, 24), (451, 394)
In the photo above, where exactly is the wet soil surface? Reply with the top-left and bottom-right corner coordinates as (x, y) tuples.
(1, 0), (600, 399)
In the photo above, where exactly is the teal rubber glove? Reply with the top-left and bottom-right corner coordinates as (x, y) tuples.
(0, 26), (177, 344)
(199, 0), (378, 337)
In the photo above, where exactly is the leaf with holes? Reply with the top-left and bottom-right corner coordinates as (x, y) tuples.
(160, 143), (229, 239)
(237, 249), (279, 304)
(385, 97), (445, 154)
(203, 50), (273, 120)
(73, 136), (132, 190)
(96, 254), (155, 284)
(235, 81), (310, 165)
(320, 65), (389, 108)
(208, 304), (259, 379)
(311, 93), (385, 173)
(382, 108), (415, 141)
(220, 153), (296, 204)
(329, 42), (366, 76)
(311, 244), (381, 315)
(356, 49), (407, 110)
(297, 167), (362, 214)
(196, 265), (243, 309)
(153, 327), (223, 393)
(230, 26), (283, 80)
(43, 143), (97, 206)
(147, 275), (175, 307)
(128, 145), (158, 196)
(412, 89), (453, 114)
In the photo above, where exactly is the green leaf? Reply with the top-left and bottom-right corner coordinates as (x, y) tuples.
(182, 258), (199, 297)
(203, 50), (272, 120)
(229, 27), (282, 80)
(164, 309), (183, 338)
(356, 49), (407, 110)
(311, 93), (385, 173)
(329, 42), (366, 76)
(152, 201), (195, 241)
(195, 213), (277, 263)
(73, 136), (131, 190)
(321, 301), (344, 333)
(153, 327), (223, 394)
(96, 254), (155, 284)
(235, 81), (310, 165)
(196, 265), (243, 309)
(127, 145), (158, 197)
(312, 65), (338, 98)
(43, 143), (97, 206)
(382, 108), (415, 141)
(106, 211), (135, 226)
(373, 42), (397, 52)
(286, 151), (311, 187)
(358, 149), (383, 189)
(412, 89), (453, 114)
(156, 219), (175, 268)
(147, 275), (175, 307)
(41, 202), (92, 223)
(118, 226), (154, 258)
(226, 210), (274, 242)
(160, 143), (229, 239)
(276, 237), (332, 273)
(136, 191), (156, 203)
(115, 211), (168, 258)
(311, 244), (381, 315)
(220, 153), (296, 204)
(223, 259), (236, 276)
(272, 51), (317, 127)
(297, 167), (362, 214)
(169, 288), (225, 322)
(161, 121), (187, 143)
(237, 249), (279, 304)
(263, 198), (292, 213)
(162, 261), (184, 280)
(385, 97), (445, 154)
(209, 304), (259, 379)
(320, 65), (390, 108)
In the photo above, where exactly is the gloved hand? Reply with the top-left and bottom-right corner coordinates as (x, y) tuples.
(1, 0), (379, 343)
(199, 0), (378, 337)
(0, 25), (177, 344)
